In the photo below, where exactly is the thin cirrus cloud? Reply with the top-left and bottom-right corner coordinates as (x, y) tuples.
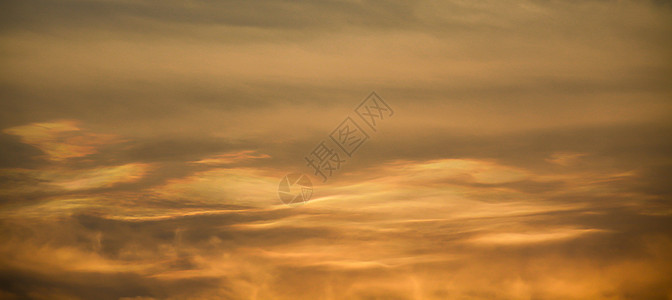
(2, 120), (120, 161)
(1, 118), (670, 299)
(1, 0), (671, 299)
(1, 163), (149, 196)
(190, 150), (270, 166)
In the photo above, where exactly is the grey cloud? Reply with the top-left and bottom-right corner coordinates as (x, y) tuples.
(0, 133), (44, 168)
(1, 0), (420, 34)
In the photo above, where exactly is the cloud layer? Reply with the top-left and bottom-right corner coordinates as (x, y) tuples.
(1, 0), (671, 299)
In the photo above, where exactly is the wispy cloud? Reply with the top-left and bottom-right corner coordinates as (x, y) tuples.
(189, 150), (270, 166)
(3, 120), (120, 161)
(1, 0), (671, 299)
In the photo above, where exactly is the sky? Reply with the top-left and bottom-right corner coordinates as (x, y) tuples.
(1, 0), (672, 299)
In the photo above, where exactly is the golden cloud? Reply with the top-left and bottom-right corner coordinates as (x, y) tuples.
(3, 120), (120, 161)
(189, 150), (270, 165)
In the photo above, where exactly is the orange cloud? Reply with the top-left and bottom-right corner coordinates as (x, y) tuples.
(3, 120), (119, 161)
(190, 150), (270, 165)
(380, 158), (529, 185)
(0, 163), (150, 198)
(546, 152), (588, 166)
(151, 167), (278, 207)
(468, 228), (606, 245)
(47, 163), (151, 191)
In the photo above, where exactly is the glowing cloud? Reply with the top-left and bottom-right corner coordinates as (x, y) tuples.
(380, 158), (529, 185)
(3, 120), (120, 161)
(190, 150), (270, 165)
(0, 163), (150, 198)
(546, 152), (588, 166)
(151, 167), (278, 207)
(469, 228), (606, 245)
(48, 163), (151, 191)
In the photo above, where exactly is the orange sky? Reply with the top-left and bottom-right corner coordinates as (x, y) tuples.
(1, 0), (672, 299)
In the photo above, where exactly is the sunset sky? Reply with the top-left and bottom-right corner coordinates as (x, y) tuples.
(1, 0), (672, 299)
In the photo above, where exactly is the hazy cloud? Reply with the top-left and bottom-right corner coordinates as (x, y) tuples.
(1, 0), (671, 299)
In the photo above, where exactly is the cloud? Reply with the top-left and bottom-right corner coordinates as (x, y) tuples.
(1, 0), (671, 299)
(48, 164), (150, 191)
(2, 120), (120, 161)
(382, 158), (529, 185)
(190, 150), (270, 166)
(546, 152), (588, 166)
(0, 163), (150, 201)
(149, 167), (280, 208)
(468, 228), (606, 245)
